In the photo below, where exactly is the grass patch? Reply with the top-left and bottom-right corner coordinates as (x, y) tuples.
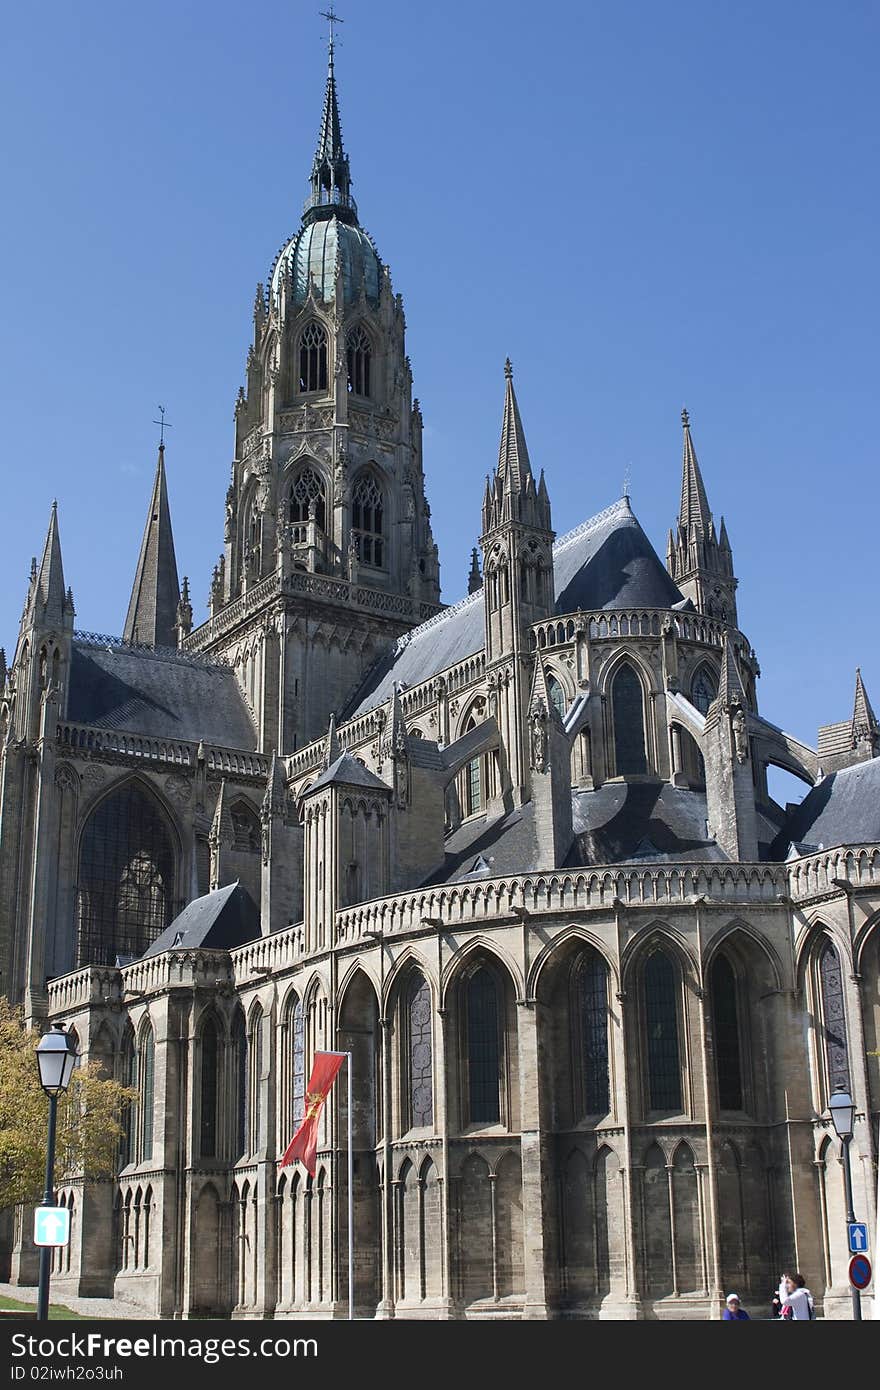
(0, 1294), (87, 1320)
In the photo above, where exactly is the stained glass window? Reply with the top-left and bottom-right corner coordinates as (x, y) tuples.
(233, 1010), (247, 1159)
(408, 974), (433, 1128)
(819, 940), (850, 1094)
(466, 968), (500, 1125)
(548, 676), (566, 720)
(711, 956), (743, 1110)
(347, 325), (371, 397)
(77, 783), (175, 966)
(352, 473), (384, 568)
(249, 1008), (263, 1153)
(289, 467), (326, 534)
(120, 1026), (135, 1166)
(612, 664), (647, 775)
(200, 1017), (219, 1158)
(292, 998), (305, 1127)
(644, 950), (682, 1111)
(299, 321), (328, 393)
(577, 953), (610, 1115)
(691, 666), (718, 716)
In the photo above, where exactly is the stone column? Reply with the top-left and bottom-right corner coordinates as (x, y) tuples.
(515, 999), (550, 1318)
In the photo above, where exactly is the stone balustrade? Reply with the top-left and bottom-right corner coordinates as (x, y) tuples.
(787, 844), (880, 901)
(230, 923), (306, 978)
(47, 966), (121, 1014)
(55, 723), (269, 780)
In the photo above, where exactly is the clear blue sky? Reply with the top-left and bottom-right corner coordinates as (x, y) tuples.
(1, 0), (877, 793)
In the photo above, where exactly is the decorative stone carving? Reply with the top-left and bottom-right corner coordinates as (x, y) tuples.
(164, 774), (192, 806)
(54, 763), (79, 794)
(731, 703), (749, 764)
(530, 701), (548, 773)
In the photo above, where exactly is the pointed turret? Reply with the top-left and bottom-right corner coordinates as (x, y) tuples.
(482, 360), (551, 533)
(468, 547), (482, 594)
(714, 631), (747, 711)
(667, 408), (739, 625)
(306, 25), (356, 224)
(32, 502), (68, 629)
(703, 632), (758, 860)
(176, 576), (193, 646)
(852, 668), (879, 750)
(123, 444), (181, 649)
(322, 711), (342, 769)
(497, 358), (533, 496)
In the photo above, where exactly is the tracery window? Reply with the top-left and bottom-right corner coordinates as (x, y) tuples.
(299, 321), (328, 393)
(248, 1007), (263, 1154)
(408, 974), (434, 1129)
(644, 950), (682, 1112)
(139, 1026), (155, 1163)
(691, 666), (718, 716)
(288, 467), (326, 536)
(819, 940), (850, 1095)
(351, 473), (384, 569)
(548, 675), (566, 720)
(711, 955), (743, 1110)
(292, 998), (306, 1128)
(200, 1017), (219, 1158)
(465, 967), (500, 1126)
(611, 663), (648, 776)
(77, 783), (175, 966)
(233, 1010), (247, 1159)
(575, 953), (610, 1116)
(464, 714), (485, 817)
(346, 324), (371, 398)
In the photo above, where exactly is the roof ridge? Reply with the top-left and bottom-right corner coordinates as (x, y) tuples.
(73, 631), (231, 670)
(552, 496), (632, 551)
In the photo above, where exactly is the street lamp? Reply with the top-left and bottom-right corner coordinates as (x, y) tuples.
(34, 1025), (78, 1321)
(827, 1085), (861, 1321)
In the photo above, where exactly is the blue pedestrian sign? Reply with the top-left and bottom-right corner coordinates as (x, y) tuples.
(848, 1222), (869, 1254)
(33, 1207), (70, 1247)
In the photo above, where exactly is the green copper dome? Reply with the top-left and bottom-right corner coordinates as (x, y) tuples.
(270, 214), (381, 307)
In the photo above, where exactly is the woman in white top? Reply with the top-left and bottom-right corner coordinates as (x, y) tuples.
(778, 1272), (815, 1319)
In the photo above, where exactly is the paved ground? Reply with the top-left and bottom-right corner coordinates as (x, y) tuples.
(0, 1282), (146, 1320)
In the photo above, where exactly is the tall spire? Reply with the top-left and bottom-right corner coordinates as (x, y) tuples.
(468, 547), (482, 594)
(123, 444), (181, 649)
(679, 407), (712, 537)
(852, 667), (879, 746)
(34, 501), (67, 628)
(307, 11), (355, 224)
(497, 358), (534, 494)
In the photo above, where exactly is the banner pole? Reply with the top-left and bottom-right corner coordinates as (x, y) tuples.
(347, 1050), (354, 1321)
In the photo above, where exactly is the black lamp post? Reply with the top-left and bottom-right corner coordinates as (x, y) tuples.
(35, 1024), (78, 1321)
(828, 1085), (861, 1321)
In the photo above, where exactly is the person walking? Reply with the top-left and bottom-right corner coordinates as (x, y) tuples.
(777, 1272), (814, 1320)
(722, 1293), (750, 1320)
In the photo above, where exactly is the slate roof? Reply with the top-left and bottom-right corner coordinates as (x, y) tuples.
(305, 750), (391, 795)
(345, 497), (683, 719)
(774, 758), (880, 855)
(67, 641), (257, 749)
(143, 882), (260, 957)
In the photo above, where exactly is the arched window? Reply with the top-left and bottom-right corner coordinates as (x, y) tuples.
(346, 324), (371, 397)
(611, 664), (648, 776)
(644, 950), (682, 1112)
(77, 783), (176, 966)
(819, 940), (850, 1095)
(691, 666), (718, 716)
(548, 675), (566, 720)
(465, 967), (500, 1126)
(575, 952), (610, 1116)
(233, 1010), (247, 1159)
(139, 1025), (155, 1163)
(230, 800), (260, 853)
(119, 1025), (135, 1166)
(351, 472), (384, 568)
(407, 974), (433, 1129)
(288, 467), (326, 536)
(711, 955), (743, 1111)
(200, 1017), (219, 1158)
(248, 1007), (263, 1153)
(463, 714), (485, 817)
(292, 998), (305, 1127)
(299, 321), (328, 393)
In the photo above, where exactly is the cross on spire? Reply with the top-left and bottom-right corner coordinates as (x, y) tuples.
(153, 405), (173, 449)
(320, 7), (344, 60)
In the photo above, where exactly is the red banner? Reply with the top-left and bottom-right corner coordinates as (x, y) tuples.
(279, 1051), (346, 1176)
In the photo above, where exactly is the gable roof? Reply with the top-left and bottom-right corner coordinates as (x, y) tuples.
(774, 757), (880, 855)
(305, 750), (391, 795)
(344, 497), (683, 719)
(142, 882), (260, 957)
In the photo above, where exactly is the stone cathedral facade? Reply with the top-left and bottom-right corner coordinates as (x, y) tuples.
(1, 44), (878, 1321)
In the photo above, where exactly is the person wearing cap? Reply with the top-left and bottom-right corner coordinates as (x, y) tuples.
(722, 1293), (750, 1319)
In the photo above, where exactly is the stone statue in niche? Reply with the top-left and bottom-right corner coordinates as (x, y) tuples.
(731, 702), (749, 764)
(530, 702), (548, 773)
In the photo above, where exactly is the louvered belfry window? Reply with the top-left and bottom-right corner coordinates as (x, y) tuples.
(299, 321), (328, 392)
(351, 473), (384, 568)
(347, 324), (371, 397)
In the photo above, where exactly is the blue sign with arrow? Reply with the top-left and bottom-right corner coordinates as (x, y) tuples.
(848, 1222), (868, 1254)
(33, 1207), (70, 1248)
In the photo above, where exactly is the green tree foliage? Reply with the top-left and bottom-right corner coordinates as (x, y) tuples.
(0, 1001), (136, 1210)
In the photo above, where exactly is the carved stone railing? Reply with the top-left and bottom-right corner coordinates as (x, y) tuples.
(55, 723), (269, 780)
(335, 863), (789, 945)
(787, 845), (880, 901)
(47, 966), (121, 1015)
(230, 923), (306, 978)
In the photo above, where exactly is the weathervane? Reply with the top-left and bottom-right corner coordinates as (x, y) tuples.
(320, 7), (344, 59)
(153, 405), (173, 448)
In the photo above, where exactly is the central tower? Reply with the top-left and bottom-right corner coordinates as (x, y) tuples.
(188, 34), (441, 752)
